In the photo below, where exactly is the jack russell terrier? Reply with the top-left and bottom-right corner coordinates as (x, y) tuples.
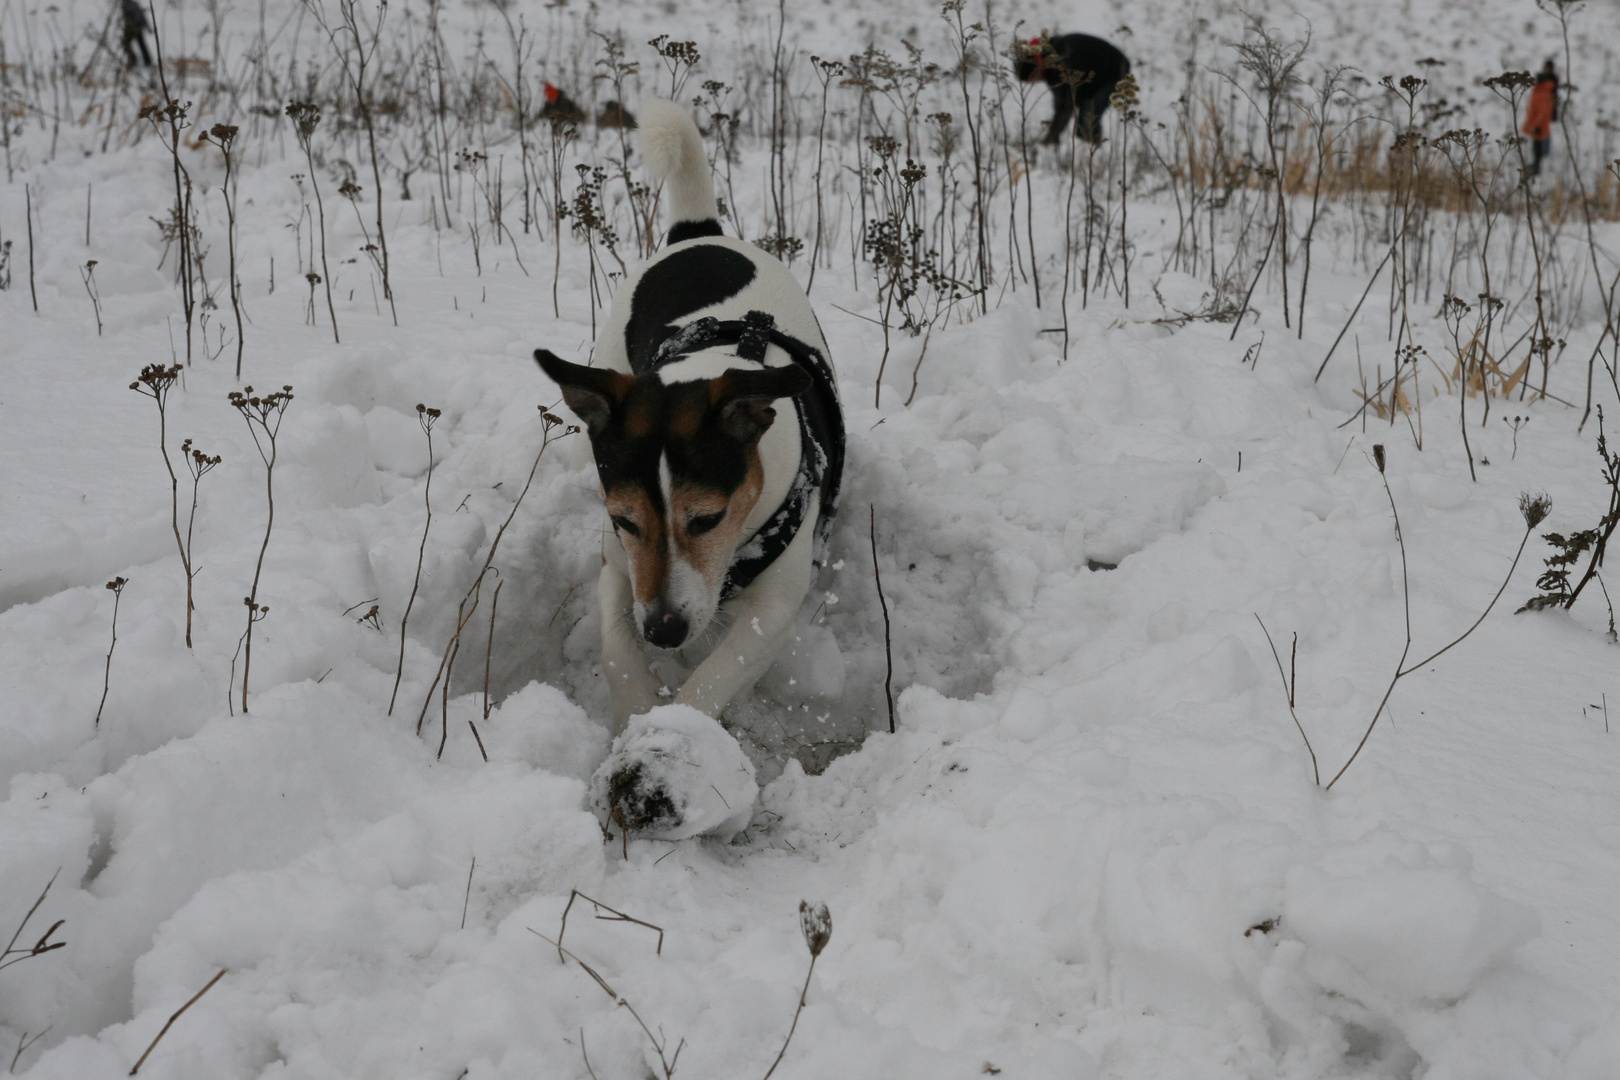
(535, 98), (844, 838)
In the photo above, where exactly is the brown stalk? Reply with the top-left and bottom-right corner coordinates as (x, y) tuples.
(128, 969), (227, 1075)
(285, 101), (339, 343)
(526, 928), (683, 1079)
(556, 888), (665, 962)
(1324, 452), (1537, 789)
(1253, 615), (1319, 785)
(870, 506), (895, 734)
(202, 124), (245, 375)
(761, 901), (831, 1080)
(25, 183), (37, 313)
(390, 405), (440, 716)
(415, 413), (574, 745)
(95, 578), (128, 728)
(10, 1026), (51, 1072)
(482, 578), (503, 721)
(1, 870), (66, 974)
(228, 386), (295, 714)
(130, 365), (196, 648)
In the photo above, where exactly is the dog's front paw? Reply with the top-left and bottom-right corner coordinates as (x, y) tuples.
(590, 705), (758, 842)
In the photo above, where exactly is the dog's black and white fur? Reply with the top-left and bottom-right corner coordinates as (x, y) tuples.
(536, 101), (843, 807)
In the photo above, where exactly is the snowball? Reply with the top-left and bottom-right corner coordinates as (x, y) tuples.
(589, 706), (757, 841)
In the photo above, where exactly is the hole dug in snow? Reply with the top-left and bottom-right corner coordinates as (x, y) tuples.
(1342, 1020), (1420, 1080)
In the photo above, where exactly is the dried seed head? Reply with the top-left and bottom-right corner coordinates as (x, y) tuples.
(1519, 492), (1552, 529)
(106, 577), (127, 592)
(1110, 72), (1141, 113)
(285, 100), (322, 140)
(1372, 444), (1386, 473)
(799, 900), (832, 957)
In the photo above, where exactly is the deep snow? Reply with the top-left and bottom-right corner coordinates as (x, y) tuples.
(3, 0), (1620, 1075)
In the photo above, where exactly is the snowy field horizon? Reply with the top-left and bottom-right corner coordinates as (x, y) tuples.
(3, 0), (1620, 1075)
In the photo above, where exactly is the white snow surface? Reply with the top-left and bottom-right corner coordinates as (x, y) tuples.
(3, 0), (1620, 1075)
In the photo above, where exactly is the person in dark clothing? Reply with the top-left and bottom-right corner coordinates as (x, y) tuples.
(540, 82), (586, 125)
(1521, 60), (1558, 177)
(1016, 32), (1131, 145)
(121, 0), (153, 68)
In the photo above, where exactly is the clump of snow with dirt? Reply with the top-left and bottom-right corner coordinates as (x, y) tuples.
(3, 0), (1620, 1075)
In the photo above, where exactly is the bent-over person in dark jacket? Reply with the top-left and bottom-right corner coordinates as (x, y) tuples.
(1016, 33), (1131, 145)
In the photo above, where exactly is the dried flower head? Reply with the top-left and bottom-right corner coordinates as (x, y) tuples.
(184, 439), (222, 478)
(1519, 492), (1552, 530)
(1484, 70), (1536, 93)
(799, 900), (832, 957)
(130, 363), (183, 398)
(228, 384), (295, 428)
(1373, 444), (1386, 473)
(1110, 72), (1141, 117)
(285, 100), (322, 141)
(106, 577), (127, 593)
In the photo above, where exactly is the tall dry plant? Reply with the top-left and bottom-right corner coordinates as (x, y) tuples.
(129, 364), (205, 648)
(285, 101), (340, 343)
(228, 385), (294, 714)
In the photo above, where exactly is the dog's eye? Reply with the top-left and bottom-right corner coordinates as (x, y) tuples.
(687, 511), (725, 536)
(610, 515), (641, 537)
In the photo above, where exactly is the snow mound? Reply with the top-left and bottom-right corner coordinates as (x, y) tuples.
(1073, 457), (1226, 566)
(1285, 840), (1540, 1003)
(590, 706), (758, 841)
(480, 681), (610, 785)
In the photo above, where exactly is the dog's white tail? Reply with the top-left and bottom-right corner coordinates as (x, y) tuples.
(639, 98), (719, 235)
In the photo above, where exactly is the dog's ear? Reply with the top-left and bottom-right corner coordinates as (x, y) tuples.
(534, 349), (633, 435)
(710, 364), (812, 444)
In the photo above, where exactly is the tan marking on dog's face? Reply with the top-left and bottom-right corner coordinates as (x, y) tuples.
(669, 393), (704, 439)
(623, 397), (657, 439)
(577, 366), (803, 646)
(668, 455), (766, 597)
(605, 451), (766, 641)
(604, 487), (667, 606)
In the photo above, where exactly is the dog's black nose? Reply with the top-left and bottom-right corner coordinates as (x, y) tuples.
(643, 608), (689, 649)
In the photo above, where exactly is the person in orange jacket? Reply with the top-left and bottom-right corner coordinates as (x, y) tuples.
(1522, 60), (1558, 177)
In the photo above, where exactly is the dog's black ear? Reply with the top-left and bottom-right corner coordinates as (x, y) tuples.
(710, 364), (812, 444)
(534, 349), (633, 435)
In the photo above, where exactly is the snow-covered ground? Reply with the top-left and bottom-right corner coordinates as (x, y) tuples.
(4, 0), (1620, 1075)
